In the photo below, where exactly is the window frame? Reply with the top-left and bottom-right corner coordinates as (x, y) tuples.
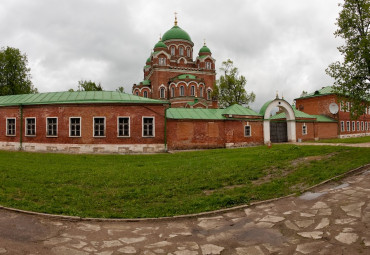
(352, 121), (355, 132)
(142, 116), (155, 137)
(199, 87), (203, 98)
(244, 125), (251, 137)
(6, 118), (16, 136)
(187, 47), (191, 57)
(190, 85), (195, 96)
(302, 123), (307, 135)
(207, 90), (211, 100)
(93, 117), (106, 138)
(179, 46), (184, 56)
(346, 121), (350, 132)
(357, 121), (360, 131)
(25, 117), (36, 137)
(180, 86), (184, 96)
(340, 121), (344, 132)
(158, 57), (166, 66)
(46, 117), (58, 137)
(206, 62), (212, 70)
(171, 87), (175, 97)
(361, 121), (364, 131)
(117, 117), (130, 137)
(160, 87), (165, 98)
(171, 46), (175, 56)
(69, 117), (82, 137)
(143, 91), (148, 98)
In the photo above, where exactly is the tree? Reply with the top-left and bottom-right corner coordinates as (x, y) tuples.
(326, 0), (370, 118)
(213, 59), (255, 108)
(70, 80), (103, 91)
(0, 46), (37, 95)
(116, 86), (125, 93)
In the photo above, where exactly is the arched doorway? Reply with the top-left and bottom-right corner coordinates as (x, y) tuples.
(260, 99), (296, 144)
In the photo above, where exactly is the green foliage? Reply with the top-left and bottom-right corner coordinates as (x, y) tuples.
(69, 80), (103, 92)
(0, 46), (38, 96)
(0, 145), (368, 218)
(213, 59), (255, 108)
(116, 86), (125, 93)
(326, 0), (370, 118)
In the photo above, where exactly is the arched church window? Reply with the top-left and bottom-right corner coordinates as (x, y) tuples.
(179, 47), (184, 56)
(143, 91), (148, 98)
(199, 87), (203, 98)
(207, 90), (211, 100)
(171, 46), (175, 56)
(159, 58), (166, 66)
(171, 87), (175, 97)
(206, 62), (212, 70)
(187, 48), (191, 57)
(160, 87), (165, 98)
(180, 86), (184, 96)
(190, 86), (195, 96)
(135, 91), (139, 96)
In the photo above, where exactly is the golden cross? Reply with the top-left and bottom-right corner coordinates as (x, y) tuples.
(174, 11), (178, 26)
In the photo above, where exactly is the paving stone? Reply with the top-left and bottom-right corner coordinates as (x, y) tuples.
(51, 246), (89, 255)
(340, 202), (365, 217)
(95, 251), (113, 255)
(262, 243), (281, 253)
(297, 231), (323, 239)
(145, 241), (172, 249)
(83, 246), (97, 252)
(296, 241), (324, 254)
(335, 232), (359, 244)
(259, 215), (285, 223)
(300, 212), (315, 217)
(235, 246), (264, 255)
(255, 222), (275, 228)
(77, 223), (101, 232)
(197, 219), (226, 230)
(119, 236), (147, 244)
(174, 250), (198, 255)
(61, 233), (86, 240)
(295, 219), (314, 228)
(0, 248), (6, 254)
(117, 246), (137, 254)
(334, 218), (357, 224)
(318, 208), (332, 216)
(284, 220), (299, 231)
(101, 240), (122, 248)
(200, 244), (224, 255)
(70, 240), (87, 249)
(43, 237), (71, 246)
(206, 232), (233, 242)
(361, 237), (370, 246)
(154, 248), (165, 253)
(312, 202), (328, 209)
(315, 218), (330, 230)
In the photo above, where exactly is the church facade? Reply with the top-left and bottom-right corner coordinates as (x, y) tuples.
(132, 17), (217, 109)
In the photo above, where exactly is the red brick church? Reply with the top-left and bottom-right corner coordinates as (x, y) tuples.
(132, 16), (217, 109)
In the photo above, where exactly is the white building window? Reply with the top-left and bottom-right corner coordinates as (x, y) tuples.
(6, 118), (16, 136)
(190, 86), (195, 96)
(199, 87), (203, 98)
(180, 86), (184, 96)
(205, 62), (212, 70)
(357, 121), (360, 131)
(346, 121), (350, 131)
(187, 48), (190, 57)
(118, 117), (130, 137)
(171, 87), (175, 97)
(365, 121), (368, 131)
(352, 121), (355, 131)
(143, 91), (148, 98)
(361, 121), (364, 131)
(142, 117), (154, 137)
(171, 46), (175, 56)
(94, 117), (105, 137)
(159, 57), (166, 66)
(340, 121), (344, 132)
(207, 90), (211, 100)
(346, 102), (350, 112)
(25, 118), (36, 136)
(244, 125), (251, 137)
(160, 87), (165, 98)
(179, 46), (184, 56)
(70, 117), (81, 137)
(46, 117), (58, 137)
(302, 123), (307, 135)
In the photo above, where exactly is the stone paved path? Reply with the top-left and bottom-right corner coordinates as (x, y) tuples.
(0, 167), (369, 254)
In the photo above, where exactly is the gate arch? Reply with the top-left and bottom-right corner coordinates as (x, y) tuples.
(260, 99), (296, 144)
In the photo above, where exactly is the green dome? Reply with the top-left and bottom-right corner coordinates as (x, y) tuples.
(199, 45), (211, 53)
(162, 26), (192, 42)
(154, 41), (167, 49)
(146, 56), (151, 63)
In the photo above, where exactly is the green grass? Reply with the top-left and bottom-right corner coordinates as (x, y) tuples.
(312, 135), (370, 144)
(0, 144), (369, 218)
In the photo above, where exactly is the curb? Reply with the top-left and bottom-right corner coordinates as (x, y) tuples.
(0, 163), (369, 223)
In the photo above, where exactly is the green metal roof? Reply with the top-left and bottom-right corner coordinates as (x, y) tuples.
(141, 80), (151, 85)
(311, 115), (337, 122)
(296, 86), (335, 99)
(167, 104), (261, 120)
(176, 74), (197, 80)
(146, 57), (151, 63)
(154, 41), (167, 49)
(162, 25), (192, 42)
(223, 104), (261, 116)
(270, 108), (315, 120)
(199, 45), (211, 53)
(259, 100), (273, 115)
(0, 91), (167, 106)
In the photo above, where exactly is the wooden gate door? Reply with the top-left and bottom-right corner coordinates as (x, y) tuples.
(270, 122), (288, 143)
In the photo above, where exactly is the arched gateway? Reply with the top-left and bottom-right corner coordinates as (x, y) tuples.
(260, 99), (296, 144)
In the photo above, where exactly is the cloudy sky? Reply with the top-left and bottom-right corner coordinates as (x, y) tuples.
(0, 0), (343, 111)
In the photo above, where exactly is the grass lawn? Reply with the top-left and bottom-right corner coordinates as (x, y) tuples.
(312, 136), (370, 144)
(0, 144), (369, 218)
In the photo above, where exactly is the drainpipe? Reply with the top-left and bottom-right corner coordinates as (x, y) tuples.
(19, 104), (23, 150)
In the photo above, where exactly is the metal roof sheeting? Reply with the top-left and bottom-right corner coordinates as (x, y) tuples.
(0, 91), (168, 106)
